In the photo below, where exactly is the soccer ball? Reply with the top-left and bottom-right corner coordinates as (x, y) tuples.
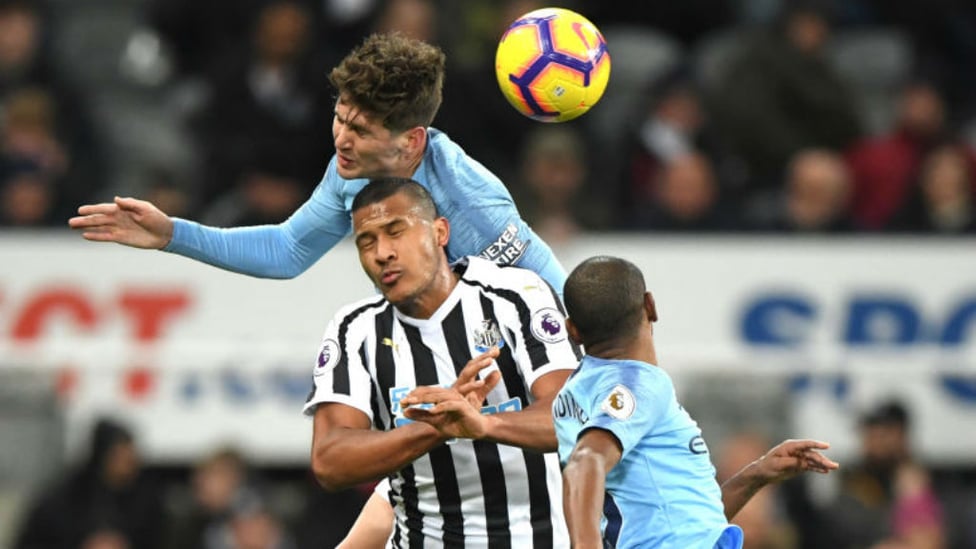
(495, 7), (611, 123)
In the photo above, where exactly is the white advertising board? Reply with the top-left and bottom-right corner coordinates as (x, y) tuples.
(1, 233), (974, 464)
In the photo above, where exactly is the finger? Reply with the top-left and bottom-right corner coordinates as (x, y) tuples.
(785, 439), (830, 452)
(77, 203), (118, 216)
(401, 387), (454, 406)
(115, 196), (144, 212)
(454, 351), (499, 386)
(455, 378), (487, 396)
(69, 213), (114, 229)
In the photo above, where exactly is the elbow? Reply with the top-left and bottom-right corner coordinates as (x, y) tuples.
(311, 453), (352, 492)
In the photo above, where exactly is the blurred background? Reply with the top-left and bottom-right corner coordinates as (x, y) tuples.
(1, 0), (975, 547)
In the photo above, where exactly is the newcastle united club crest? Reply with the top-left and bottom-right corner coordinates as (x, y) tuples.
(473, 319), (506, 353)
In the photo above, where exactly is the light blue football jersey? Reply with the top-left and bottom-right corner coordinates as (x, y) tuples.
(165, 128), (567, 292)
(553, 356), (744, 549)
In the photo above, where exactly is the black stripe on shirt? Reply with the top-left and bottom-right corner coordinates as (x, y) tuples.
(525, 451), (554, 548)
(373, 305), (396, 429)
(399, 466), (425, 549)
(442, 302), (512, 549)
(402, 323), (465, 545)
(333, 297), (387, 395)
(360, 342), (384, 431)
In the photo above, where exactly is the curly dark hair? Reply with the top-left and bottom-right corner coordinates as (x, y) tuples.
(329, 33), (446, 133)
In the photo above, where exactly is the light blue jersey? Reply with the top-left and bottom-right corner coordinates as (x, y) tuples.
(553, 356), (744, 549)
(164, 128), (567, 291)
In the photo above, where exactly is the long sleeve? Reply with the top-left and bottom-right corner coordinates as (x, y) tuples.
(163, 163), (350, 279)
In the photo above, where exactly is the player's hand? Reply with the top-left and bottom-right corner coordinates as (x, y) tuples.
(68, 197), (174, 249)
(753, 439), (839, 484)
(401, 386), (490, 440)
(451, 346), (502, 407)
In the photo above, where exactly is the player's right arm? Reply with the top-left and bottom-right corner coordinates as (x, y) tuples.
(311, 403), (445, 491)
(562, 428), (622, 549)
(69, 160), (350, 279)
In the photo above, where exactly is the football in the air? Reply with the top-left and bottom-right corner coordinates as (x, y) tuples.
(495, 7), (611, 123)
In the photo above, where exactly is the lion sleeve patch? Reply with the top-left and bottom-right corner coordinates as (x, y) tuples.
(600, 384), (636, 419)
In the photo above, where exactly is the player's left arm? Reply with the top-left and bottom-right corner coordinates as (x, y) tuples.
(562, 428), (623, 549)
(401, 368), (571, 453)
(720, 438), (839, 520)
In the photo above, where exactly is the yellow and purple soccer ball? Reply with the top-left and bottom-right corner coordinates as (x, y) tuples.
(495, 7), (611, 123)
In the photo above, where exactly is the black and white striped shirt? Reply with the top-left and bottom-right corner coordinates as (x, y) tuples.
(304, 256), (580, 548)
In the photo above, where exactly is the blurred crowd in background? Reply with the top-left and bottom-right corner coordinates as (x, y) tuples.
(1, 0), (975, 239)
(2, 0), (976, 547)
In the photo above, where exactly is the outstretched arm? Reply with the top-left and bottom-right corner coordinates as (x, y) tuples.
(721, 439), (839, 520)
(562, 428), (623, 549)
(69, 171), (350, 279)
(69, 197), (174, 249)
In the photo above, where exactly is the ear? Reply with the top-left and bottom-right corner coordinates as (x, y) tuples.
(433, 216), (450, 247)
(400, 126), (428, 157)
(566, 316), (584, 346)
(644, 292), (658, 323)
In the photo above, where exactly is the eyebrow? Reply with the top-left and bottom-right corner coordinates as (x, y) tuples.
(335, 106), (370, 134)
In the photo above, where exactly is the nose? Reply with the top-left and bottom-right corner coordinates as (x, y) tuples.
(333, 120), (350, 149)
(374, 234), (396, 264)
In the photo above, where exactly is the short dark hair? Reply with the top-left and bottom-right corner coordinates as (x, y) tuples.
(564, 256), (647, 344)
(330, 33), (445, 132)
(351, 177), (437, 219)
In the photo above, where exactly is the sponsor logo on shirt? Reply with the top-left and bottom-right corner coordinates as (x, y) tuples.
(601, 385), (636, 419)
(314, 339), (340, 376)
(530, 308), (567, 343)
(472, 319), (506, 353)
(479, 223), (528, 265)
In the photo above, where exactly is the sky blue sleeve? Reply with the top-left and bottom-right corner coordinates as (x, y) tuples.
(585, 367), (668, 458)
(163, 160), (350, 279)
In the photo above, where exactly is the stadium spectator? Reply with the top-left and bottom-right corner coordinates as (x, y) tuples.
(305, 178), (580, 545)
(510, 125), (603, 246)
(845, 80), (950, 230)
(69, 32), (568, 293)
(821, 399), (946, 549)
(554, 255), (839, 548)
(616, 67), (745, 225)
(759, 148), (858, 233)
(709, 1), (861, 201)
(0, 0), (104, 212)
(13, 418), (164, 549)
(166, 447), (262, 549)
(636, 152), (735, 232)
(887, 141), (976, 234)
(189, 0), (333, 211)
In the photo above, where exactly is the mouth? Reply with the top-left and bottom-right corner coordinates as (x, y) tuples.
(380, 269), (401, 285)
(337, 154), (355, 169)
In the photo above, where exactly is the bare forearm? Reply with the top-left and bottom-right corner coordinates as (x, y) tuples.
(482, 402), (558, 452)
(313, 423), (446, 490)
(720, 461), (766, 520)
(563, 453), (607, 549)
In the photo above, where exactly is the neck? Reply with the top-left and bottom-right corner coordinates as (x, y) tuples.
(395, 269), (459, 319)
(585, 328), (657, 365)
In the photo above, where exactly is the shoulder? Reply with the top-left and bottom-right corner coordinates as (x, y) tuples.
(329, 294), (389, 328)
(425, 128), (503, 186)
(458, 256), (551, 294)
